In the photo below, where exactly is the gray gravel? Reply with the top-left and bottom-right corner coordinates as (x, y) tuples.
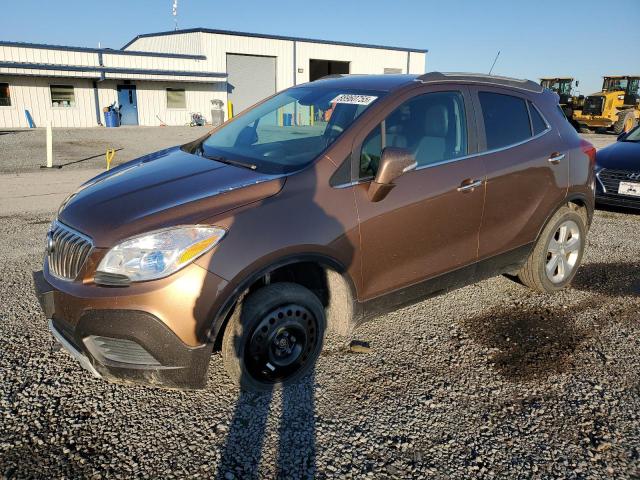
(1, 205), (639, 478)
(0, 126), (637, 478)
(0, 126), (210, 173)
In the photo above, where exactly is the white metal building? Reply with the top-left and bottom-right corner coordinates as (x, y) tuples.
(0, 28), (427, 128)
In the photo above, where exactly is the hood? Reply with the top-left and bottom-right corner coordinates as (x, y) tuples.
(596, 141), (640, 171)
(58, 147), (285, 247)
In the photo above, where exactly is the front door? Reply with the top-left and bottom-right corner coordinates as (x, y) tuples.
(352, 87), (486, 305)
(117, 84), (138, 125)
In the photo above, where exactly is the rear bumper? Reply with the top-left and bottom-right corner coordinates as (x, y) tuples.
(34, 270), (215, 389)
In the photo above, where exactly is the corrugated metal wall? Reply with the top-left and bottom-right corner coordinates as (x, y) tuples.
(0, 75), (97, 128)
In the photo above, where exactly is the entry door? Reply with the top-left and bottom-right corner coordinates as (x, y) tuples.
(226, 54), (276, 114)
(352, 88), (486, 302)
(117, 85), (138, 125)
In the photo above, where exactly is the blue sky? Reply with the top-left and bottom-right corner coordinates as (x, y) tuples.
(3, 0), (639, 95)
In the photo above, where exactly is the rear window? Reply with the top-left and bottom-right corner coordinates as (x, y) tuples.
(528, 101), (548, 135)
(479, 92), (531, 150)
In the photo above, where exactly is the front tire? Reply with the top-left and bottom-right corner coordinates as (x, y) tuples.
(517, 206), (586, 293)
(222, 282), (325, 391)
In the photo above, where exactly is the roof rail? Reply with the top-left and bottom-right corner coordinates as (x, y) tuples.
(417, 72), (543, 93)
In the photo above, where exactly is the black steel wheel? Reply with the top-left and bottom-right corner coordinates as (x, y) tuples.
(222, 282), (325, 391)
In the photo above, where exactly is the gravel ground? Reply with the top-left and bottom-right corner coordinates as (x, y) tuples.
(0, 126), (210, 173)
(0, 126), (636, 478)
(0, 127), (616, 173)
(1, 203), (639, 478)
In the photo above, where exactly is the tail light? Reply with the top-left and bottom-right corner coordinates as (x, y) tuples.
(580, 139), (596, 167)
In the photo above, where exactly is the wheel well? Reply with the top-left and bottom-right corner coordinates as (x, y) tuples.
(567, 198), (590, 226)
(213, 261), (356, 350)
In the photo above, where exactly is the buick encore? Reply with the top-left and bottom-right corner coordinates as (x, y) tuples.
(34, 72), (596, 391)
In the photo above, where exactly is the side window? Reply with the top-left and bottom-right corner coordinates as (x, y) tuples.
(478, 92), (531, 150)
(528, 101), (548, 135)
(359, 91), (467, 178)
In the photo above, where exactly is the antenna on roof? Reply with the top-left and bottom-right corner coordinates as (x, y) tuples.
(488, 50), (500, 75)
(172, 0), (178, 30)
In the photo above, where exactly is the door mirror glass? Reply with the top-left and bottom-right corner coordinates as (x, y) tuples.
(368, 147), (416, 202)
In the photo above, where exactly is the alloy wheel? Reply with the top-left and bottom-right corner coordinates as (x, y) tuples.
(545, 220), (581, 284)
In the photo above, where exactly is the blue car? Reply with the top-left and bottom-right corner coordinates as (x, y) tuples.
(595, 125), (640, 209)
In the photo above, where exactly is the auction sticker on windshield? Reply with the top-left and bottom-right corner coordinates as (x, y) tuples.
(331, 94), (378, 105)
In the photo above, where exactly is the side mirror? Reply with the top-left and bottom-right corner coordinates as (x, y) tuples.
(368, 147), (417, 202)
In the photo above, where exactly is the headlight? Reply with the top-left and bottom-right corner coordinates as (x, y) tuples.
(96, 226), (225, 282)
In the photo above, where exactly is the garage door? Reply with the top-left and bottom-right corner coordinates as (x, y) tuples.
(226, 54), (276, 114)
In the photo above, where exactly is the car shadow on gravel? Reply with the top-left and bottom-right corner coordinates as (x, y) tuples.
(572, 262), (640, 296)
(462, 301), (596, 381)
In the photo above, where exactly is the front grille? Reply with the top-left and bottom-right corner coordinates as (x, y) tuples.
(598, 169), (640, 195)
(47, 221), (93, 280)
(582, 96), (604, 115)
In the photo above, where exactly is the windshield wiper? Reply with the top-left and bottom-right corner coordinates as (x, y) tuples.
(204, 154), (257, 171)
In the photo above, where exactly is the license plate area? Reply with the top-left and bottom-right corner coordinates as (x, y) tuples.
(618, 181), (640, 197)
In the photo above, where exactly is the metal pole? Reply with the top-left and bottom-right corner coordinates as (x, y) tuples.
(46, 121), (53, 168)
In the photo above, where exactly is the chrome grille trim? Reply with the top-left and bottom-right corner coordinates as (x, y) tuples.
(47, 221), (93, 281)
(598, 168), (640, 195)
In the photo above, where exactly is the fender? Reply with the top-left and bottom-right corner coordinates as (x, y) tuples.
(204, 252), (361, 345)
(534, 192), (593, 244)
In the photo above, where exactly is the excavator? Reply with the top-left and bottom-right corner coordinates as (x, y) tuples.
(572, 75), (640, 134)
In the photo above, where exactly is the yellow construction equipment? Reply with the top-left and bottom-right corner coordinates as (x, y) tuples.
(572, 75), (640, 134)
(540, 77), (583, 123)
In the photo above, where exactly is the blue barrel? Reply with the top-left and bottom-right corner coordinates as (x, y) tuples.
(104, 110), (120, 128)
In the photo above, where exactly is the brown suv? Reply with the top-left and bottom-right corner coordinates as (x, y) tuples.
(33, 72), (596, 391)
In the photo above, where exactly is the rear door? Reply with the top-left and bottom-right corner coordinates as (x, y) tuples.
(470, 87), (568, 260)
(351, 85), (486, 303)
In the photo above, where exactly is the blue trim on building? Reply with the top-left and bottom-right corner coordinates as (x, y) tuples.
(122, 28), (428, 53)
(0, 62), (227, 79)
(0, 40), (206, 60)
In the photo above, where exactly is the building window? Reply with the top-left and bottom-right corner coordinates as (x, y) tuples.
(50, 85), (75, 107)
(0, 83), (11, 106)
(166, 88), (186, 109)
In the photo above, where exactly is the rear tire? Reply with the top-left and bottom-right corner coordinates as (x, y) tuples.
(614, 110), (637, 135)
(517, 206), (586, 293)
(222, 282), (325, 392)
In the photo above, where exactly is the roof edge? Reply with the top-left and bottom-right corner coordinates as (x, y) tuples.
(0, 40), (206, 60)
(121, 28), (428, 53)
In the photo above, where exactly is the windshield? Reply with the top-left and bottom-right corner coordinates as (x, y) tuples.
(624, 126), (640, 142)
(603, 78), (628, 92)
(193, 86), (385, 174)
(542, 80), (571, 95)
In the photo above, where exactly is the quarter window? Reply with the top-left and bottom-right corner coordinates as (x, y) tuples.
(360, 91), (467, 178)
(528, 101), (548, 135)
(166, 88), (186, 109)
(478, 92), (531, 150)
(0, 83), (10, 106)
(50, 85), (75, 107)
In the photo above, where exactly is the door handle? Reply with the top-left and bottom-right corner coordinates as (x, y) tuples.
(457, 179), (483, 192)
(548, 152), (566, 164)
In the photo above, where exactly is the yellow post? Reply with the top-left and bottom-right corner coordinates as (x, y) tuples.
(310, 106), (314, 126)
(105, 148), (116, 170)
(227, 101), (234, 120)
